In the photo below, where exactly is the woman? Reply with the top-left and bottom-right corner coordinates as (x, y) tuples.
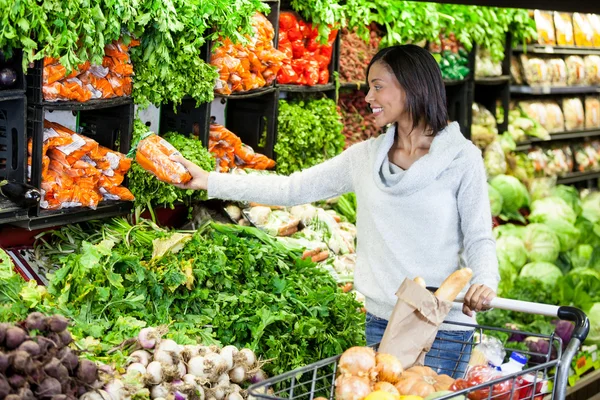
(172, 45), (499, 378)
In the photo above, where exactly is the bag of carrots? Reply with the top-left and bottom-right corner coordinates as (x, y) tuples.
(135, 134), (192, 184)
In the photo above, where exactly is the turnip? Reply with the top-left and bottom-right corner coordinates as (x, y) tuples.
(126, 362), (146, 377)
(219, 346), (238, 371)
(228, 366), (246, 384)
(0, 351), (9, 373)
(79, 390), (111, 400)
(145, 361), (163, 385)
(216, 373), (229, 387)
(153, 350), (176, 366)
(6, 395), (21, 400)
(11, 350), (31, 373)
(5, 326), (27, 349)
(181, 345), (200, 362)
(0, 376), (10, 398)
(176, 362), (187, 378)
(51, 395), (69, 400)
(129, 350), (152, 367)
(156, 339), (181, 355)
(150, 384), (169, 399)
(45, 357), (70, 381)
(189, 355), (228, 382)
(249, 370), (267, 384)
(25, 312), (47, 331)
(104, 379), (125, 400)
(37, 377), (62, 398)
(47, 315), (69, 333)
(77, 359), (99, 384)
(236, 349), (256, 369)
(227, 392), (243, 400)
(18, 340), (41, 356)
(138, 327), (162, 349)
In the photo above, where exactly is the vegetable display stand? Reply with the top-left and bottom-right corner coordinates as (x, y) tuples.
(222, 88), (279, 159)
(249, 296), (590, 400)
(446, 81), (471, 138)
(510, 86), (600, 95)
(160, 99), (211, 147)
(25, 99), (134, 227)
(513, 45), (600, 57)
(0, 94), (29, 224)
(556, 170), (600, 186)
(0, 49), (26, 99)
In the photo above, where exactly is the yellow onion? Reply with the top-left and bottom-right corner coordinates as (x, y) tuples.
(373, 382), (400, 396)
(335, 375), (372, 400)
(339, 347), (377, 379)
(375, 353), (403, 384)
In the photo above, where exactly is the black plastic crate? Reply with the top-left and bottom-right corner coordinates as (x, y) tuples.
(160, 99), (211, 147)
(445, 81), (470, 138)
(223, 88), (279, 158)
(27, 101), (134, 217)
(0, 49), (26, 98)
(0, 95), (27, 183)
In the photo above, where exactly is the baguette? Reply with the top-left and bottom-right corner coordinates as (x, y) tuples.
(434, 268), (473, 302)
(414, 277), (427, 288)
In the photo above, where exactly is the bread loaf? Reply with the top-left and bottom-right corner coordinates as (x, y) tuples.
(434, 268), (473, 302)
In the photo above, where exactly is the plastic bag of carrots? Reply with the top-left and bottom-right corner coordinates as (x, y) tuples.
(135, 134), (192, 184)
(209, 124), (275, 173)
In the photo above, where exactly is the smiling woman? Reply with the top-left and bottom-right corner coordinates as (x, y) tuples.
(168, 44), (500, 379)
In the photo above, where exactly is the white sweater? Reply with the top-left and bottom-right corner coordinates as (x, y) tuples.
(208, 122), (499, 329)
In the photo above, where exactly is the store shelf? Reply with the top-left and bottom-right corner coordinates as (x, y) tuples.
(513, 45), (600, 56)
(277, 83), (335, 92)
(557, 171), (600, 185)
(510, 85), (600, 95)
(14, 201), (133, 230)
(340, 82), (368, 91)
(515, 129), (600, 150)
(443, 78), (469, 86)
(0, 198), (29, 225)
(475, 76), (511, 85)
(215, 86), (276, 99)
(30, 96), (134, 111)
(566, 369), (600, 397)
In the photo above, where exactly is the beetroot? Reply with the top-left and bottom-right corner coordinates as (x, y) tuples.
(37, 377), (62, 398)
(0, 376), (10, 398)
(58, 348), (79, 372)
(8, 374), (26, 389)
(10, 350), (31, 373)
(36, 336), (56, 354)
(0, 351), (9, 373)
(18, 387), (36, 400)
(18, 340), (41, 356)
(45, 358), (69, 381)
(46, 315), (69, 333)
(76, 359), (98, 385)
(0, 322), (9, 344)
(58, 330), (73, 346)
(5, 326), (27, 349)
(25, 312), (48, 331)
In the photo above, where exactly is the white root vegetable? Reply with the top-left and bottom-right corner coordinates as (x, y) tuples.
(127, 363), (147, 377)
(177, 362), (187, 378)
(146, 361), (163, 385)
(217, 373), (230, 387)
(227, 393), (244, 400)
(151, 384), (169, 399)
(156, 339), (181, 355)
(183, 374), (197, 386)
(228, 366), (246, 384)
(154, 350), (177, 366)
(188, 353), (228, 382)
(104, 379), (125, 400)
(211, 385), (226, 400)
(236, 348), (256, 369)
(219, 346), (238, 370)
(228, 384), (242, 393)
(129, 350), (152, 367)
(79, 390), (112, 400)
(138, 327), (159, 349)
(182, 345), (200, 361)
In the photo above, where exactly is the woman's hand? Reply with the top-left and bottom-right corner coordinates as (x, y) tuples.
(463, 284), (496, 317)
(170, 155), (209, 191)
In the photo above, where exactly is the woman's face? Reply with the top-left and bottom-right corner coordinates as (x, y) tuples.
(365, 61), (406, 128)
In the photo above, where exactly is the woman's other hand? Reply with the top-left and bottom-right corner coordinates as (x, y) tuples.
(170, 155), (209, 191)
(462, 283), (496, 317)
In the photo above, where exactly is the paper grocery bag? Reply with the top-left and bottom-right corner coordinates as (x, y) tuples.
(378, 278), (453, 368)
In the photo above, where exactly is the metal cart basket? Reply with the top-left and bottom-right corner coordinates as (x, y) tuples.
(248, 295), (590, 400)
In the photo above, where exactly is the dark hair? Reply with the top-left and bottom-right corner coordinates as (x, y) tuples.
(366, 44), (448, 135)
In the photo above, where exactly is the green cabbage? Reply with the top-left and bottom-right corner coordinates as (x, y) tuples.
(551, 185), (582, 216)
(493, 223), (526, 240)
(498, 257), (518, 297)
(520, 261), (563, 287)
(582, 192), (600, 224)
(567, 244), (594, 270)
(488, 184), (503, 217)
(489, 175), (530, 222)
(543, 218), (580, 252)
(528, 196), (577, 225)
(496, 236), (528, 270)
(585, 303), (600, 344)
(523, 223), (561, 263)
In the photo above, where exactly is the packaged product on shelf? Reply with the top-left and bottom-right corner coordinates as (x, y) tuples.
(211, 12), (286, 95)
(339, 27), (380, 83)
(584, 55), (600, 84)
(545, 101), (566, 132)
(585, 96), (600, 128)
(534, 10), (556, 45)
(546, 145), (574, 176)
(528, 147), (549, 174)
(574, 142), (600, 171)
(476, 48), (502, 77)
(565, 55), (586, 85)
(135, 134), (192, 184)
(42, 39), (137, 102)
(554, 12), (575, 46)
(547, 58), (568, 86)
(573, 13), (595, 47)
(510, 56), (524, 84)
(471, 103), (499, 149)
(29, 121), (133, 210)
(484, 140), (508, 178)
(519, 55), (550, 86)
(519, 101), (548, 130)
(562, 98), (585, 131)
(209, 123), (276, 172)
(589, 14), (600, 46)
(277, 11), (337, 86)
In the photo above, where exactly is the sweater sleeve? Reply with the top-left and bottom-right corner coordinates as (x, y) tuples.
(207, 142), (364, 207)
(457, 149), (500, 291)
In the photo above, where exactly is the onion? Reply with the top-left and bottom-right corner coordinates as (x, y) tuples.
(129, 350), (152, 367)
(338, 347), (377, 379)
(138, 327), (159, 349)
(335, 375), (371, 400)
(375, 353), (403, 384)
(127, 362), (147, 377)
(220, 346), (238, 370)
(228, 366), (246, 384)
(104, 379), (125, 400)
(373, 381), (400, 396)
(146, 361), (163, 385)
(150, 384), (169, 399)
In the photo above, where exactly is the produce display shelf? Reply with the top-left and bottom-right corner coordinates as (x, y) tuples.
(566, 369), (600, 398)
(340, 82), (368, 91)
(13, 201), (133, 230)
(443, 78), (469, 87)
(556, 171), (600, 185)
(513, 45), (600, 56)
(30, 96), (134, 111)
(510, 85), (600, 95)
(475, 75), (511, 85)
(215, 85), (276, 99)
(515, 129), (600, 149)
(0, 198), (29, 225)
(277, 83), (335, 92)
(0, 50), (26, 99)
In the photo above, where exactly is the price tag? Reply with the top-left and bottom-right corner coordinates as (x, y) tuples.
(542, 86), (552, 94)
(544, 46), (554, 53)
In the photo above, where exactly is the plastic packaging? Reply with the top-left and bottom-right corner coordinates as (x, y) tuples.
(501, 352), (527, 375)
(209, 124), (276, 172)
(573, 13), (594, 47)
(585, 97), (600, 128)
(547, 58), (568, 86)
(135, 134), (192, 184)
(588, 14), (600, 47)
(546, 146), (574, 176)
(584, 55), (600, 85)
(554, 12), (575, 46)
(519, 55), (550, 86)
(534, 10), (556, 45)
(575, 142), (600, 172)
(545, 101), (566, 133)
(565, 56), (586, 85)
(468, 335), (506, 368)
(510, 56), (524, 84)
(563, 98), (585, 131)
(451, 365), (513, 400)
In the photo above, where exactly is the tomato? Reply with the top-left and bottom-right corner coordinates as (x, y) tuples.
(278, 31), (289, 44)
(279, 12), (297, 31)
(306, 37), (319, 52)
(291, 40), (306, 59)
(291, 58), (308, 76)
(277, 63), (298, 84)
(318, 68), (329, 85)
(320, 45), (333, 63)
(450, 367), (513, 400)
(304, 59), (320, 85)
(287, 27), (303, 42)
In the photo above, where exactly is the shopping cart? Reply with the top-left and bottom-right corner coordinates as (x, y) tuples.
(248, 294), (590, 400)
